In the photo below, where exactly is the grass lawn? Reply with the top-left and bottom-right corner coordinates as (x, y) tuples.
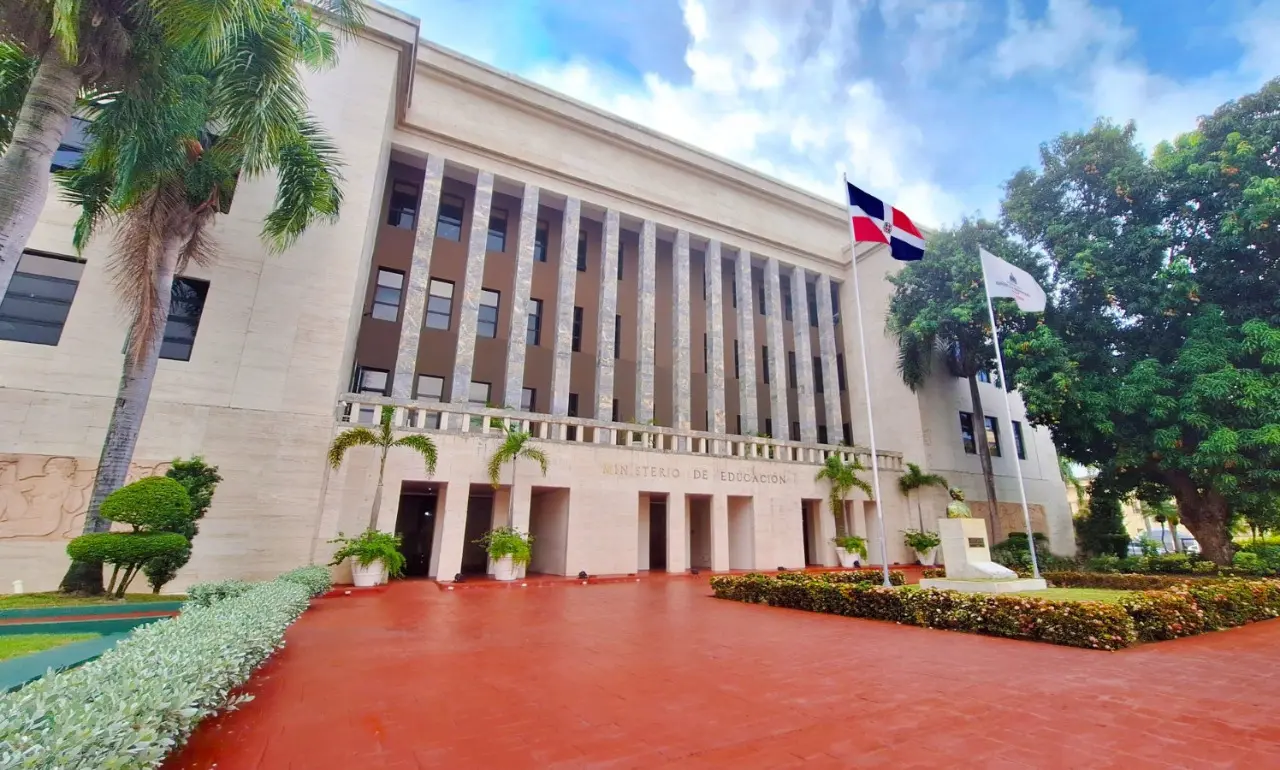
(1012, 588), (1135, 603)
(0, 633), (99, 662)
(0, 592), (184, 610)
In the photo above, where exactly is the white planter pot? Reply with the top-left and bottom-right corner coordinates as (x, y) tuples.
(916, 547), (937, 566)
(351, 558), (383, 588)
(835, 548), (859, 568)
(493, 555), (518, 581)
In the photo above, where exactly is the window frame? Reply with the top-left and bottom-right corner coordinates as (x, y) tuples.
(787, 350), (797, 388)
(761, 345), (770, 384)
(0, 251), (85, 347)
(467, 380), (491, 406)
(959, 412), (977, 455)
(425, 278), (455, 331)
(370, 267), (404, 322)
(437, 193), (465, 241)
(576, 230), (588, 272)
(571, 306), (583, 352)
(526, 297), (543, 346)
(1013, 419), (1027, 460)
(159, 277), (210, 362)
(613, 314), (622, 359)
(477, 288), (501, 339)
(487, 207), (508, 253)
(986, 415), (1002, 458)
(386, 180), (420, 229)
(521, 387), (536, 412)
(533, 219), (549, 262)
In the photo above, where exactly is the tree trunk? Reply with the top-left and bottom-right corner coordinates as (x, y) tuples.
(508, 457), (517, 529)
(368, 445), (387, 530)
(1167, 474), (1234, 565)
(0, 50), (80, 298)
(916, 493), (924, 531)
(967, 374), (999, 543)
(832, 493), (848, 539)
(1170, 522), (1181, 553)
(59, 233), (185, 594)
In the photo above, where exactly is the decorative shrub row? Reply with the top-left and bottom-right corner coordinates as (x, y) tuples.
(921, 568), (947, 579)
(710, 573), (1136, 650)
(1042, 571), (1276, 591)
(0, 566), (331, 768)
(773, 569), (905, 586)
(1119, 580), (1280, 642)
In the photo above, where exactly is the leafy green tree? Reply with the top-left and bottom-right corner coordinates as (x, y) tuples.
(58, 1), (367, 594)
(329, 406), (439, 531)
(886, 219), (1045, 536)
(143, 456), (223, 593)
(897, 462), (949, 530)
(814, 453), (874, 538)
(1001, 97), (1280, 564)
(1074, 469), (1130, 558)
(487, 424), (549, 530)
(1059, 457), (1085, 512)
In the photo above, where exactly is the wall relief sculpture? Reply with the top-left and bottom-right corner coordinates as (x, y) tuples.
(0, 454), (171, 541)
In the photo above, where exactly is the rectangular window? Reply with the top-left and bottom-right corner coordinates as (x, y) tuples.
(959, 412), (977, 455)
(50, 117), (90, 172)
(386, 180), (419, 229)
(780, 274), (793, 321)
(761, 346), (770, 384)
(416, 374), (445, 428)
(703, 333), (708, 373)
(0, 251), (84, 346)
(734, 340), (740, 379)
(1013, 420), (1027, 460)
(807, 281), (819, 327)
(521, 387), (536, 412)
(813, 357), (823, 393)
(986, 416), (1002, 457)
(736, 415), (742, 435)
(425, 279), (454, 330)
(764, 418), (773, 438)
(617, 241), (625, 280)
(614, 314), (622, 359)
(533, 219), (549, 262)
(477, 289), (500, 338)
(787, 351), (797, 388)
(611, 399), (620, 422)
(487, 208), (508, 252)
(370, 268), (404, 322)
(526, 298), (543, 346)
(842, 423), (852, 446)
(730, 273), (738, 308)
(567, 393), (579, 417)
(468, 380), (491, 406)
(437, 193), (465, 241)
(836, 353), (847, 391)
(160, 277), (209, 361)
(357, 367), (389, 422)
(577, 231), (588, 272)
(572, 306), (583, 352)
(790, 422), (800, 441)
(758, 280), (766, 314)
(831, 281), (841, 324)
(818, 425), (828, 444)
(977, 369), (991, 384)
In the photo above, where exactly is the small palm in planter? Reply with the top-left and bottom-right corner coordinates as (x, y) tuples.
(329, 405), (439, 530)
(329, 530), (406, 587)
(475, 527), (533, 581)
(902, 529), (943, 566)
(815, 454), (873, 567)
(831, 535), (868, 566)
(486, 424), (549, 577)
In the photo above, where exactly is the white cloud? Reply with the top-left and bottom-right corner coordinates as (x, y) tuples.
(993, 0), (1130, 77)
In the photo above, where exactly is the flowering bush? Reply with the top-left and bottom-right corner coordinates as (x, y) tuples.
(1186, 579), (1280, 629)
(773, 569), (905, 586)
(921, 568), (947, 579)
(1119, 587), (1206, 642)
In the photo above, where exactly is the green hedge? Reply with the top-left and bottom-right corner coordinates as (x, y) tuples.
(773, 569), (905, 586)
(1043, 571), (1276, 590)
(0, 567), (331, 768)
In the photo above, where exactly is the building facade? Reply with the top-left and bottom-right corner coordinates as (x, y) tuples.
(0, 4), (1073, 591)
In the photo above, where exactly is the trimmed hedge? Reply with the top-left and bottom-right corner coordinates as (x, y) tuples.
(1043, 571), (1278, 590)
(921, 568), (946, 579)
(773, 569), (905, 586)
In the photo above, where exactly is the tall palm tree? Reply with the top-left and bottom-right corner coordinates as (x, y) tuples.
(56, 1), (367, 594)
(328, 407), (438, 530)
(815, 453), (874, 538)
(898, 462), (949, 530)
(487, 424), (549, 529)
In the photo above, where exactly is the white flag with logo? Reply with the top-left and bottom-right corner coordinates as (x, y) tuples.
(980, 247), (1046, 313)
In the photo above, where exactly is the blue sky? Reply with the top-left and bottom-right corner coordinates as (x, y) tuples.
(386, 0), (1278, 228)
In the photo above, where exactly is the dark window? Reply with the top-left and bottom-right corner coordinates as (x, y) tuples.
(50, 117), (90, 172)
(371, 268), (403, 322)
(416, 374), (444, 429)
(617, 240), (624, 280)
(764, 418), (773, 438)
(836, 353), (847, 391)
(477, 289), (500, 338)
(703, 333), (708, 373)
(386, 180), (419, 229)
(425, 279), (453, 330)
(736, 414), (742, 435)
(521, 387), (536, 412)
(534, 219), (549, 262)
(986, 416), (1002, 457)
(790, 421), (800, 441)
(526, 298), (543, 346)
(813, 357), (823, 393)
(761, 346), (770, 384)
(787, 351), (797, 388)
(0, 251), (84, 346)
(611, 399), (620, 422)
(437, 193), (464, 241)
(577, 231), (588, 271)
(959, 412), (977, 455)
(487, 208), (508, 252)
(734, 341), (740, 379)
(977, 369), (991, 383)
(468, 381), (491, 406)
(831, 281), (841, 324)
(842, 423), (852, 445)
(758, 280), (766, 314)
(614, 314), (622, 359)
(818, 425), (828, 444)
(780, 274), (793, 321)
(572, 306), (583, 352)
(567, 393), (579, 416)
(355, 367), (389, 423)
(807, 281), (819, 327)
(1013, 420), (1027, 460)
(730, 272), (738, 308)
(160, 277), (209, 361)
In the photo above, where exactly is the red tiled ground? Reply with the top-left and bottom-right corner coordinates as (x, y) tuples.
(165, 576), (1280, 769)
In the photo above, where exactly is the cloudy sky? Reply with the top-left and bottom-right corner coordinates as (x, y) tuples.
(385, 0), (1278, 228)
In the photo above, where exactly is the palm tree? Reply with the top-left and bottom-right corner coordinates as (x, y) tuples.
(487, 424), (549, 529)
(898, 462), (949, 530)
(328, 406), (438, 531)
(56, 2), (367, 594)
(814, 453), (874, 539)
(1059, 457), (1086, 513)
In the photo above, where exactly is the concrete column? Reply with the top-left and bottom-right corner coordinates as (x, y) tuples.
(502, 183), (540, 409)
(734, 249), (758, 434)
(763, 257), (789, 437)
(672, 230), (692, 431)
(705, 241), (726, 434)
(392, 155), (444, 398)
(434, 482), (471, 581)
(710, 494), (730, 572)
(815, 499), (839, 567)
(449, 170), (495, 403)
(635, 219), (657, 422)
(815, 273), (844, 440)
(666, 493), (688, 573)
(594, 209), (621, 421)
(790, 266), (818, 443)
(549, 198), (581, 416)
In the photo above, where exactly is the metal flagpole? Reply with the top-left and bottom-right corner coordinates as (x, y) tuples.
(842, 172), (892, 588)
(979, 250), (1041, 579)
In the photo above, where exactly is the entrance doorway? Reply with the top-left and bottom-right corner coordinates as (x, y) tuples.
(649, 496), (667, 571)
(801, 501), (822, 566)
(688, 497), (712, 570)
(393, 483), (438, 578)
(460, 489), (493, 575)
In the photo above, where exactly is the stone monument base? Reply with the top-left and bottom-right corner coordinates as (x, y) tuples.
(919, 578), (1048, 594)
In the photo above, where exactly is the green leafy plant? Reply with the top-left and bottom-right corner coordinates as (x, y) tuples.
(815, 454), (873, 539)
(902, 529), (942, 553)
(186, 579), (254, 608)
(775, 569), (905, 586)
(144, 456), (223, 593)
(992, 532), (1050, 572)
(328, 529), (406, 579)
(475, 526), (534, 567)
(831, 535), (868, 559)
(487, 423), (549, 528)
(329, 405), (439, 530)
(898, 463), (949, 530)
(276, 565), (334, 597)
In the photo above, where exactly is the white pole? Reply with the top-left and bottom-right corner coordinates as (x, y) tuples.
(842, 172), (892, 588)
(979, 251), (1041, 579)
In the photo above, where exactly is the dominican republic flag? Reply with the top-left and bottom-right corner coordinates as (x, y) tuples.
(846, 181), (925, 261)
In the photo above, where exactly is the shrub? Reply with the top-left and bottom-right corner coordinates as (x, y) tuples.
(1233, 551), (1266, 575)
(1145, 553), (1193, 574)
(1191, 560), (1217, 574)
(145, 457), (223, 594)
(277, 565), (333, 597)
(66, 532), (190, 597)
(773, 569), (905, 586)
(902, 529), (942, 552)
(832, 535), (869, 558)
(921, 567), (946, 579)
(991, 532), (1050, 572)
(1087, 554), (1125, 573)
(187, 579), (255, 608)
(329, 530), (407, 578)
(473, 527), (533, 567)
(100, 477), (193, 532)
(1186, 580), (1280, 630)
(1120, 587), (1207, 642)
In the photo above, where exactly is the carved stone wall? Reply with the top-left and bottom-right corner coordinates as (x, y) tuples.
(972, 500), (1049, 543)
(0, 454), (171, 541)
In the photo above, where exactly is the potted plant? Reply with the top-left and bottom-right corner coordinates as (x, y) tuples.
(902, 529), (942, 566)
(487, 424), (549, 577)
(831, 535), (868, 568)
(329, 530), (406, 587)
(328, 405), (439, 530)
(475, 527), (533, 581)
(815, 454), (874, 566)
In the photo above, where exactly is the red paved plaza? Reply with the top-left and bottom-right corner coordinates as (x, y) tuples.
(166, 577), (1280, 769)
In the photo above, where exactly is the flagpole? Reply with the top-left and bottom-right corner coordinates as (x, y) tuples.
(842, 171), (892, 588)
(979, 250), (1041, 579)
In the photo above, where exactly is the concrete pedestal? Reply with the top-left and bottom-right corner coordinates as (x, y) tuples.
(937, 518), (1018, 580)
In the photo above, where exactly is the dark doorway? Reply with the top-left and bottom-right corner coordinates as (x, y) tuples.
(801, 503), (815, 566)
(649, 496), (668, 571)
(461, 490), (493, 575)
(393, 487), (438, 578)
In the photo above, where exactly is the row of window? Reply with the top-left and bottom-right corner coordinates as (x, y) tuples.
(0, 251), (207, 360)
(959, 411), (1028, 460)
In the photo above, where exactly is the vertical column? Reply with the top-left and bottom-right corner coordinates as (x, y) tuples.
(790, 265), (817, 443)
(449, 171), (495, 403)
(549, 198), (581, 416)
(763, 257), (789, 436)
(666, 493), (689, 573)
(635, 219), (657, 422)
(672, 230), (692, 431)
(815, 499), (839, 567)
(593, 209), (621, 421)
(815, 273), (844, 441)
(710, 494), (730, 572)
(434, 482), (471, 581)
(392, 155), (445, 398)
(704, 241), (726, 434)
(502, 183), (540, 408)
(734, 249), (758, 434)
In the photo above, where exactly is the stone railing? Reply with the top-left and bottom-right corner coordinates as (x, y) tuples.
(337, 394), (903, 471)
